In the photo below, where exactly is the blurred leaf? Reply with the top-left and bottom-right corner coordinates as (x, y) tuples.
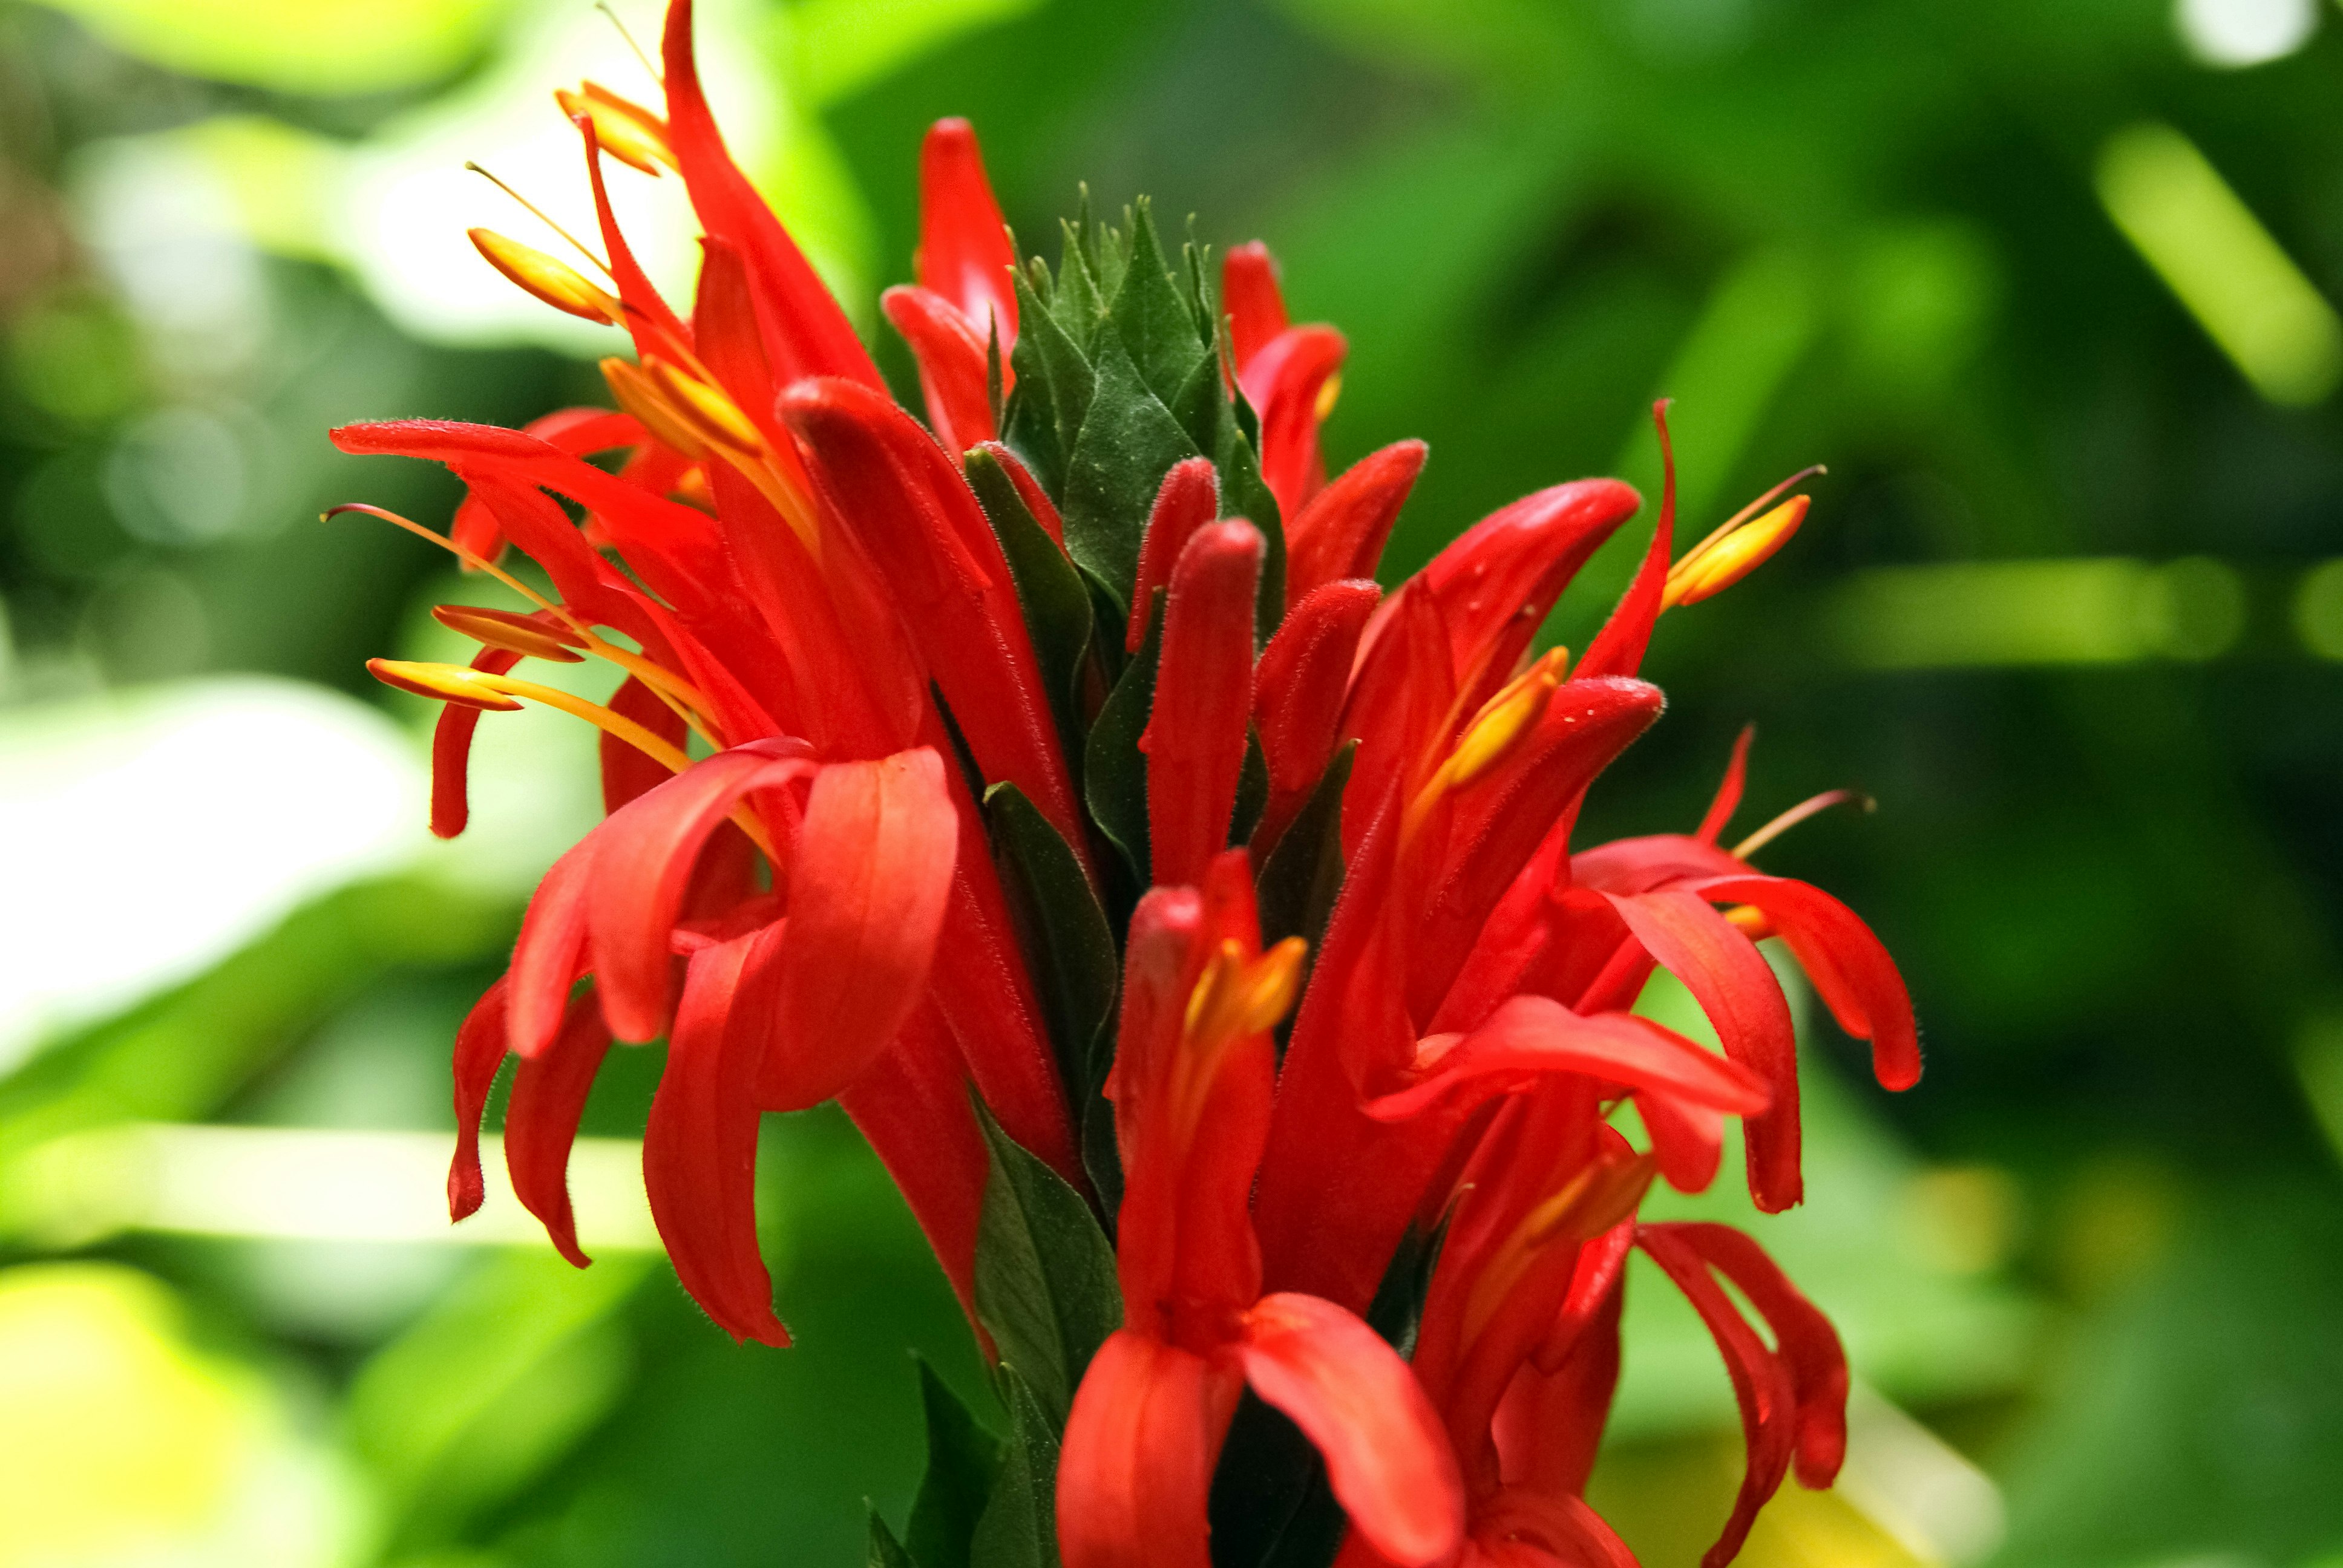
(26, 0), (510, 93)
(970, 1099), (1121, 1431)
(906, 1359), (1001, 1568)
(784, 0), (1047, 108)
(870, 1509), (919, 1568)
(982, 782), (1117, 1111)
(968, 1367), (1062, 1568)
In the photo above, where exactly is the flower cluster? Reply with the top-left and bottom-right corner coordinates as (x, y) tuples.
(336, 5), (1919, 1564)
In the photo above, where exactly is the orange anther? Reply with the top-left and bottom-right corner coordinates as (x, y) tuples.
(432, 604), (588, 663)
(469, 229), (623, 325)
(368, 658), (524, 711)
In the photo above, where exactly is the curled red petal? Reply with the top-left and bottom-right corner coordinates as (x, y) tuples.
(1605, 890), (1800, 1210)
(1695, 725), (1756, 845)
(762, 749), (958, 1109)
(1576, 402), (1676, 681)
(643, 927), (791, 1346)
(1141, 520), (1262, 887)
(448, 976), (510, 1222)
(917, 117), (1018, 345)
(1221, 240), (1289, 374)
(602, 675), (688, 817)
(836, 1005), (989, 1323)
(659, 0), (880, 388)
(1129, 457), (1222, 654)
(1694, 874), (1921, 1092)
(882, 284), (995, 454)
(1367, 996), (1766, 1123)
(1236, 1293), (1467, 1568)
(1660, 1223), (1849, 1488)
(1570, 832), (1746, 896)
(1636, 1224), (1796, 1568)
(1285, 439), (1424, 605)
(430, 644), (522, 838)
(508, 835), (599, 1060)
(1058, 1330), (1242, 1568)
(505, 984), (617, 1267)
(974, 439), (1064, 546)
(583, 739), (814, 1043)
(579, 114), (693, 364)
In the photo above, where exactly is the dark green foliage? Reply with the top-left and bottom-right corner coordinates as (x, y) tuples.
(968, 1369), (1064, 1568)
(966, 449), (1098, 769)
(869, 1510), (919, 1568)
(906, 1362), (1001, 1568)
(971, 1099), (1123, 1432)
(1081, 587), (1164, 888)
(982, 782), (1119, 1109)
(1256, 743), (1358, 962)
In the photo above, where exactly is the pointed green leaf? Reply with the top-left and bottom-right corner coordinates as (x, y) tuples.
(1109, 201), (1208, 410)
(984, 781), (1118, 1105)
(1061, 335), (1202, 609)
(968, 1368), (1064, 1568)
(1003, 264), (1096, 497)
(1050, 222), (1109, 354)
(965, 447), (1096, 760)
(972, 1097), (1122, 1431)
(908, 1360), (1001, 1568)
(1214, 414), (1287, 638)
(1083, 587), (1164, 887)
(870, 1509), (919, 1568)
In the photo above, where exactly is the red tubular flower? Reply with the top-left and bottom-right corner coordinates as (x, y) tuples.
(1060, 853), (1464, 1568)
(338, 17), (1921, 1560)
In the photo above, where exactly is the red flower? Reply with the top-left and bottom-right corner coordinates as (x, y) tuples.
(332, 5), (1922, 1560)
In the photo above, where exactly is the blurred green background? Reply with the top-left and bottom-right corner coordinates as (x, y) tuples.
(2, 0), (2341, 1564)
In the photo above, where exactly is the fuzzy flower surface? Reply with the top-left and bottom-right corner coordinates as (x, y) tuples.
(334, 7), (1922, 1564)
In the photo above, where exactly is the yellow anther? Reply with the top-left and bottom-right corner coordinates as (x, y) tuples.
(1314, 373), (1343, 422)
(432, 604), (588, 663)
(644, 357), (764, 456)
(1447, 648), (1570, 791)
(1723, 904), (1772, 938)
(470, 229), (623, 325)
(1460, 1150), (1657, 1348)
(1182, 936), (1308, 1048)
(369, 658), (524, 711)
(601, 357), (710, 459)
(1662, 494), (1807, 610)
(558, 85), (675, 175)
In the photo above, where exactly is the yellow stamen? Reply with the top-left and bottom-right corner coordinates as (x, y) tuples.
(558, 86), (675, 176)
(1401, 648), (1569, 843)
(1182, 937), (1307, 1046)
(1314, 373), (1343, 422)
(644, 357), (764, 456)
(470, 229), (624, 325)
(464, 163), (611, 276)
(432, 604), (588, 663)
(1724, 904), (1772, 938)
(1662, 495), (1808, 612)
(326, 505), (714, 736)
(1729, 787), (1867, 860)
(1460, 1151), (1657, 1347)
(601, 357), (710, 459)
(372, 660), (778, 861)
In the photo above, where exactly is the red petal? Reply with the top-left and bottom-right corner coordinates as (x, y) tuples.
(1576, 404), (1675, 681)
(1221, 241), (1289, 374)
(974, 439), (1064, 546)
(763, 750), (958, 1109)
(1472, 1494), (1639, 1568)
(1141, 520), (1262, 888)
(1605, 890), (1800, 1209)
(603, 675), (689, 816)
(1694, 875), (1921, 1092)
(508, 837), (599, 1060)
(659, 0), (880, 388)
(690, 234), (779, 443)
(584, 740), (814, 1043)
(1368, 996), (1766, 1123)
(1695, 726), (1755, 845)
(882, 284), (995, 454)
(643, 928), (790, 1345)
(448, 976), (510, 1222)
(1253, 577), (1380, 852)
(1239, 325), (1345, 522)
(430, 644), (522, 838)
(1285, 440), (1424, 606)
(505, 984), (617, 1267)
(1636, 1224), (1795, 1568)
(780, 379), (1086, 850)
(836, 1005), (989, 1322)
(1058, 1330), (1242, 1568)
(1129, 457), (1222, 653)
(1659, 1223), (1848, 1488)
(1236, 1293), (1467, 1568)
(1570, 832), (1745, 896)
(579, 114), (694, 364)
(916, 117), (1018, 345)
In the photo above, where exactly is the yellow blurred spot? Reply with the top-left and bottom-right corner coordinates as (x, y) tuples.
(1313, 372), (1343, 422)
(2097, 122), (2343, 407)
(1832, 558), (2244, 669)
(1900, 1166), (2025, 1276)
(2293, 559), (2343, 659)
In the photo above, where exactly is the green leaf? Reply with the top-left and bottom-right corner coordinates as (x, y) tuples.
(1256, 740), (1356, 958)
(869, 1509), (919, 1568)
(1003, 264), (1096, 497)
(908, 1360), (1001, 1568)
(1080, 1027), (1124, 1233)
(983, 782), (1118, 1103)
(1232, 727), (1270, 849)
(968, 1367), (1064, 1568)
(1049, 221), (1109, 355)
(972, 1098), (1123, 1430)
(1214, 414), (1288, 639)
(1083, 587), (1164, 887)
(1109, 201), (1208, 411)
(965, 447), (1096, 759)
(1060, 333), (1204, 609)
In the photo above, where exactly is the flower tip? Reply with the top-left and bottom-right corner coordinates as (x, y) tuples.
(469, 227), (624, 325)
(1662, 494), (1808, 611)
(368, 658), (525, 712)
